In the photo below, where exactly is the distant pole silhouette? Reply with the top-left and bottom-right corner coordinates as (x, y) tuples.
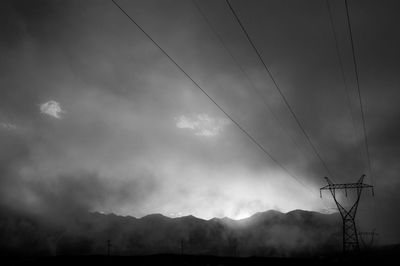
(228, 237), (238, 257)
(232, 238), (238, 257)
(180, 239), (184, 255)
(320, 175), (374, 254)
(107, 239), (112, 256)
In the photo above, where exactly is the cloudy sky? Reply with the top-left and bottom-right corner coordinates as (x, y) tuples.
(1, 0), (400, 244)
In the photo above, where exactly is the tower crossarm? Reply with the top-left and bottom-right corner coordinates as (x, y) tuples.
(358, 232), (378, 237)
(320, 175), (374, 198)
(320, 182), (373, 190)
(320, 183), (374, 198)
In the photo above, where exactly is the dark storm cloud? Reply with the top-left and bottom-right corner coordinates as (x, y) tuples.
(1, 0), (400, 244)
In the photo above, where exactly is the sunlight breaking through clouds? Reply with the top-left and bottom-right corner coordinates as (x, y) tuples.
(175, 113), (230, 137)
(40, 100), (65, 119)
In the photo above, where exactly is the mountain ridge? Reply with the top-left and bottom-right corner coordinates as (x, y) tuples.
(0, 207), (341, 257)
(93, 208), (337, 222)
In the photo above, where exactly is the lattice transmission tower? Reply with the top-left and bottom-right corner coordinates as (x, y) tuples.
(320, 174), (374, 253)
(358, 229), (378, 250)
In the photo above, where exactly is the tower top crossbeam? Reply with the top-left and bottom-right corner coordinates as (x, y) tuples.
(320, 175), (374, 198)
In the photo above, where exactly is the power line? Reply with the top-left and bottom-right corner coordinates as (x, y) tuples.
(345, 0), (377, 238)
(225, 0), (336, 181)
(325, 0), (364, 164)
(344, 0), (373, 184)
(111, 0), (313, 192)
(191, 0), (305, 157)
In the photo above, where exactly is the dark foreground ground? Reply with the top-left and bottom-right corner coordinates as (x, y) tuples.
(1, 250), (399, 266)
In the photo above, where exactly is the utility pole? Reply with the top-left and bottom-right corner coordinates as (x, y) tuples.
(232, 238), (237, 257)
(320, 174), (374, 254)
(107, 239), (112, 256)
(228, 237), (238, 257)
(180, 239), (184, 255)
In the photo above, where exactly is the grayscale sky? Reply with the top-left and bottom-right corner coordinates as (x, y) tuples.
(1, 0), (399, 244)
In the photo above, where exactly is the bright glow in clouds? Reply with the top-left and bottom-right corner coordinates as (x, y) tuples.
(0, 122), (17, 130)
(175, 113), (230, 137)
(40, 100), (65, 119)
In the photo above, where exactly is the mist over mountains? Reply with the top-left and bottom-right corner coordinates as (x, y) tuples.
(0, 208), (341, 257)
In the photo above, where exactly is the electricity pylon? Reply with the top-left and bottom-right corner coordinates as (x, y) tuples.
(320, 174), (374, 254)
(358, 229), (378, 249)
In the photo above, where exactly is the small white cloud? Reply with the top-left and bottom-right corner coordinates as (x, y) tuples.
(0, 122), (17, 130)
(40, 100), (65, 119)
(175, 113), (230, 137)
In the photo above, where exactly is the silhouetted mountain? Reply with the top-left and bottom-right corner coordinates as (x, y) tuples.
(0, 207), (342, 257)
